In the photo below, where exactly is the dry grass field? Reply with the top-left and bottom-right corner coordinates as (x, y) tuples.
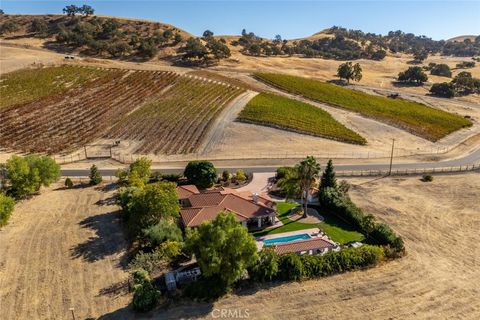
(152, 173), (480, 319)
(0, 183), (131, 320)
(0, 173), (478, 319)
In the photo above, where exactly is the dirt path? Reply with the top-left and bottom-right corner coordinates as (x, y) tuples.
(197, 90), (259, 154)
(152, 173), (480, 319)
(0, 183), (131, 320)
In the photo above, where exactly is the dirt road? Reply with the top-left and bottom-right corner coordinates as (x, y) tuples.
(0, 183), (130, 320)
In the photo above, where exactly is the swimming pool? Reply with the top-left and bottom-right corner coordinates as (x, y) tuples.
(263, 233), (311, 246)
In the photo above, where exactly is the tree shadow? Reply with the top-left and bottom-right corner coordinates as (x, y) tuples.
(70, 211), (129, 267)
(98, 279), (130, 298)
(326, 79), (348, 86)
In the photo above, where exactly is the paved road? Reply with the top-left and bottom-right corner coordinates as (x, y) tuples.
(61, 148), (480, 177)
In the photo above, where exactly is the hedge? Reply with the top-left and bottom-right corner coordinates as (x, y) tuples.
(319, 187), (404, 255)
(253, 245), (384, 282)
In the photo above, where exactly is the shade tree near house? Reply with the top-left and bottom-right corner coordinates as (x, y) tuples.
(185, 212), (258, 290)
(184, 160), (218, 189)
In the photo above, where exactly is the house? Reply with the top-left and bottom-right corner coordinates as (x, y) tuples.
(272, 237), (339, 255)
(177, 185), (276, 230)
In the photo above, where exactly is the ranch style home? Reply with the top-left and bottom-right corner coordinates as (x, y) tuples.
(177, 185), (277, 231)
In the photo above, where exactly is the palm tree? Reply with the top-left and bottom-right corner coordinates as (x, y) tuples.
(296, 156), (321, 218)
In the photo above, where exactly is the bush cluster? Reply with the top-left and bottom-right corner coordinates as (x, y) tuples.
(131, 269), (162, 312)
(0, 194), (15, 227)
(250, 245), (384, 282)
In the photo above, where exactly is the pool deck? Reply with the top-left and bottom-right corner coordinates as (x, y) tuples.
(255, 228), (320, 251)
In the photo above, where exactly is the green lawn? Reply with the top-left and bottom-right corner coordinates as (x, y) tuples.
(0, 65), (117, 109)
(252, 202), (364, 245)
(238, 92), (366, 145)
(254, 73), (472, 141)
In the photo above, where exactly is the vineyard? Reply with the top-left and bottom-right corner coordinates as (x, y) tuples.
(255, 73), (472, 141)
(0, 65), (245, 155)
(106, 76), (245, 154)
(0, 65), (113, 110)
(238, 93), (366, 144)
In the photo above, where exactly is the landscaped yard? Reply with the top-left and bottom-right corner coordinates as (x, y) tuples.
(252, 202), (364, 245)
(238, 92), (366, 145)
(254, 73), (472, 141)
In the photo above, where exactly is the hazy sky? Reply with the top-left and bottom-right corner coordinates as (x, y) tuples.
(2, 1), (479, 40)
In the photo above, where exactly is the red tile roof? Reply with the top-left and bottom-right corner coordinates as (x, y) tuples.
(178, 185), (276, 227)
(177, 185), (200, 199)
(272, 237), (336, 255)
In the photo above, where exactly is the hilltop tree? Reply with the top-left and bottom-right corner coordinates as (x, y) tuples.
(0, 9), (4, 15)
(202, 29), (214, 39)
(398, 66), (428, 84)
(184, 160), (217, 189)
(182, 37), (208, 62)
(320, 159), (337, 191)
(63, 5), (80, 16)
(30, 19), (48, 36)
(80, 4), (95, 16)
(206, 38), (231, 60)
(0, 21), (19, 35)
(337, 62), (363, 84)
(185, 212), (258, 289)
(413, 50), (428, 63)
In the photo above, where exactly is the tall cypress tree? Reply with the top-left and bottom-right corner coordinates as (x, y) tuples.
(320, 159), (337, 190)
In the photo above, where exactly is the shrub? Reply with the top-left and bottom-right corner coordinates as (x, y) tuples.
(184, 160), (217, 189)
(64, 177), (74, 189)
(221, 170), (230, 182)
(161, 173), (181, 183)
(142, 220), (183, 247)
(0, 194), (15, 227)
(248, 247), (279, 282)
(114, 169), (128, 186)
(456, 61), (475, 68)
(89, 164), (102, 185)
(132, 269), (161, 312)
(422, 174), (433, 182)
(299, 245), (384, 278)
(236, 169), (246, 183)
(430, 64), (452, 77)
(430, 82), (455, 98)
(278, 253), (304, 281)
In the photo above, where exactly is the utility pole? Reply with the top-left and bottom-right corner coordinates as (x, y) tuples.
(388, 138), (395, 176)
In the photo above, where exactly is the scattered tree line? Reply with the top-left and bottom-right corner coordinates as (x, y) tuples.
(430, 71), (480, 98)
(233, 29), (387, 60)
(180, 30), (231, 65)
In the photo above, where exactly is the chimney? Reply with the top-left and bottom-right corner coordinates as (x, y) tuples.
(252, 193), (259, 203)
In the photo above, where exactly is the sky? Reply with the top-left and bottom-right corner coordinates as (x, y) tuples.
(1, 1), (479, 40)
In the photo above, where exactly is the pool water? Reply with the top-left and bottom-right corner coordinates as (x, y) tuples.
(263, 234), (311, 245)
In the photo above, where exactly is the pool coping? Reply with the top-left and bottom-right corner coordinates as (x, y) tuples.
(255, 228), (320, 251)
